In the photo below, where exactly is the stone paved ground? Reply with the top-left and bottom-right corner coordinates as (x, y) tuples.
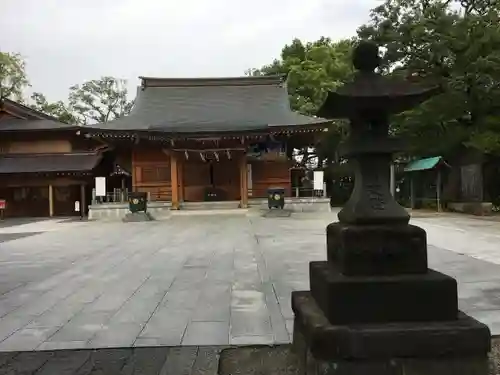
(0, 346), (221, 374)
(0, 210), (499, 351)
(0, 341), (499, 375)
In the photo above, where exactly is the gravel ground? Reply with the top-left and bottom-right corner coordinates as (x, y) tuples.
(219, 337), (500, 375)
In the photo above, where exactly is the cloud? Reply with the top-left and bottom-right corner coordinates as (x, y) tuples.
(0, 0), (378, 102)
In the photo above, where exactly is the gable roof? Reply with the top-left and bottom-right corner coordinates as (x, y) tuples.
(0, 99), (78, 131)
(84, 75), (330, 133)
(1, 98), (58, 121)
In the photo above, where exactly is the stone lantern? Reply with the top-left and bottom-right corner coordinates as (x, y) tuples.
(291, 41), (491, 374)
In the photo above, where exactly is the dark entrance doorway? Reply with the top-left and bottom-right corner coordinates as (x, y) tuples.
(183, 159), (240, 202)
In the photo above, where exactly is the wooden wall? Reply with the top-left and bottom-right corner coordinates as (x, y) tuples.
(250, 160), (292, 198)
(130, 148), (293, 202)
(5, 139), (72, 154)
(132, 148), (171, 201)
(0, 131), (100, 155)
(0, 181), (85, 218)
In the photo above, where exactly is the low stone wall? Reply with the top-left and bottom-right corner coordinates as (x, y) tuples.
(89, 197), (331, 221)
(448, 202), (493, 216)
(249, 197), (331, 212)
(88, 202), (172, 221)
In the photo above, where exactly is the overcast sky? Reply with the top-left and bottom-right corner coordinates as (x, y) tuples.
(1, 0), (378, 102)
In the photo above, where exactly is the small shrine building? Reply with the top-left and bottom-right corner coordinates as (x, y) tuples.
(0, 99), (106, 218)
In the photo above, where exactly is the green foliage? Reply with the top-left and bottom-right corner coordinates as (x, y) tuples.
(30, 92), (76, 124)
(248, 38), (356, 166)
(358, 0), (500, 156)
(0, 52), (29, 101)
(69, 77), (133, 125)
(249, 37), (356, 116)
(28, 77), (133, 125)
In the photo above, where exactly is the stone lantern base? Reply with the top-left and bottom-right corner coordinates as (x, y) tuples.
(291, 223), (491, 375)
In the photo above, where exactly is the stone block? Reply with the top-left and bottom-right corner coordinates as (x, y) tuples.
(291, 291), (490, 361)
(296, 346), (489, 375)
(122, 212), (154, 222)
(310, 262), (457, 324)
(326, 222), (427, 276)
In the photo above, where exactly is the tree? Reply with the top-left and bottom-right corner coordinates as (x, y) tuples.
(30, 92), (76, 124)
(358, 0), (500, 156)
(248, 38), (356, 168)
(0, 52), (29, 101)
(249, 37), (356, 115)
(68, 77), (133, 125)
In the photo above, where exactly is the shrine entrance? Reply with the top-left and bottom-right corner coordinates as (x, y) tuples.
(181, 158), (241, 202)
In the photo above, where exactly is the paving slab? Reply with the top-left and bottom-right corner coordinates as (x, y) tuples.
(0, 211), (498, 351)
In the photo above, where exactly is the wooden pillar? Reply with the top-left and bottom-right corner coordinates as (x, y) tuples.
(436, 169), (442, 212)
(240, 156), (248, 208)
(121, 178), (126, 202)
(48, 184), (54, 217)
(80, 184), (86, 217)
(178, 160), (184, 203)
(170, 152), (180, 209)
(390, 162), (396, 197)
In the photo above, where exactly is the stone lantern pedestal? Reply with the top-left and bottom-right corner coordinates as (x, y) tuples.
(291, 42), (491, 375)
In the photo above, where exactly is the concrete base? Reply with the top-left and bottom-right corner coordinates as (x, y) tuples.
(122, 212), (154, 222)
(88, 198), (331, 221)
(249, 197), (331, 213)
(219, 342), (500, 375)
(88, 202), (172, 221)
(292, 291), (491, 374)
(448, 202), (493, 216)
(294, 340), (489, 375)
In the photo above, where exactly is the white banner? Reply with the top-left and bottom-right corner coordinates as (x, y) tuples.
(95, 177), (106, 197)
(313, 171), (324, 191)
(247, 164), (253, 195)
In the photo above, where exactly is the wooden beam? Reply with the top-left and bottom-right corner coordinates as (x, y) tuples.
(170, 152), (179, 209)
(240, 156), (248, 208)
(48, 184), (54, 217)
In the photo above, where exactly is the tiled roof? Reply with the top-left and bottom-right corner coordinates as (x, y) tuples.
(1, 98), (62, 121)
(0, 118), (77, 131)
(85, 76), (330, 133)
(0, 153), (102, 174)
(404, 156), (448, 172)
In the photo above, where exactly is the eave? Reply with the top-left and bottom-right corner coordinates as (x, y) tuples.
(76, 123), (329, 142)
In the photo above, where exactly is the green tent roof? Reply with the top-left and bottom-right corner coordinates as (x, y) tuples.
(404, 156), (445, 172)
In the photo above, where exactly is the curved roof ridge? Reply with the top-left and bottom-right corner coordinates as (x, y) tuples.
(140, 75), (286, 88)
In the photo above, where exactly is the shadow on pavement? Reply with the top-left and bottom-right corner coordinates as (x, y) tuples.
(0, 232), (43, 243)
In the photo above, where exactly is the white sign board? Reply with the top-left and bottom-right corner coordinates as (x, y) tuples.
(95, 177), (106, 197)
(247, 164), (253, 192)
(313, 171), (324, 191)
(74, 201), (80, 212)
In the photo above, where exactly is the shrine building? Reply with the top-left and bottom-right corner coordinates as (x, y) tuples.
(81, 75), (330, 215)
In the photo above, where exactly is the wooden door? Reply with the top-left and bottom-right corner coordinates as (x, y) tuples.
(212, 160), (240, 200)
(53, 185), (80, 216)
(183, 161), (211, 201)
